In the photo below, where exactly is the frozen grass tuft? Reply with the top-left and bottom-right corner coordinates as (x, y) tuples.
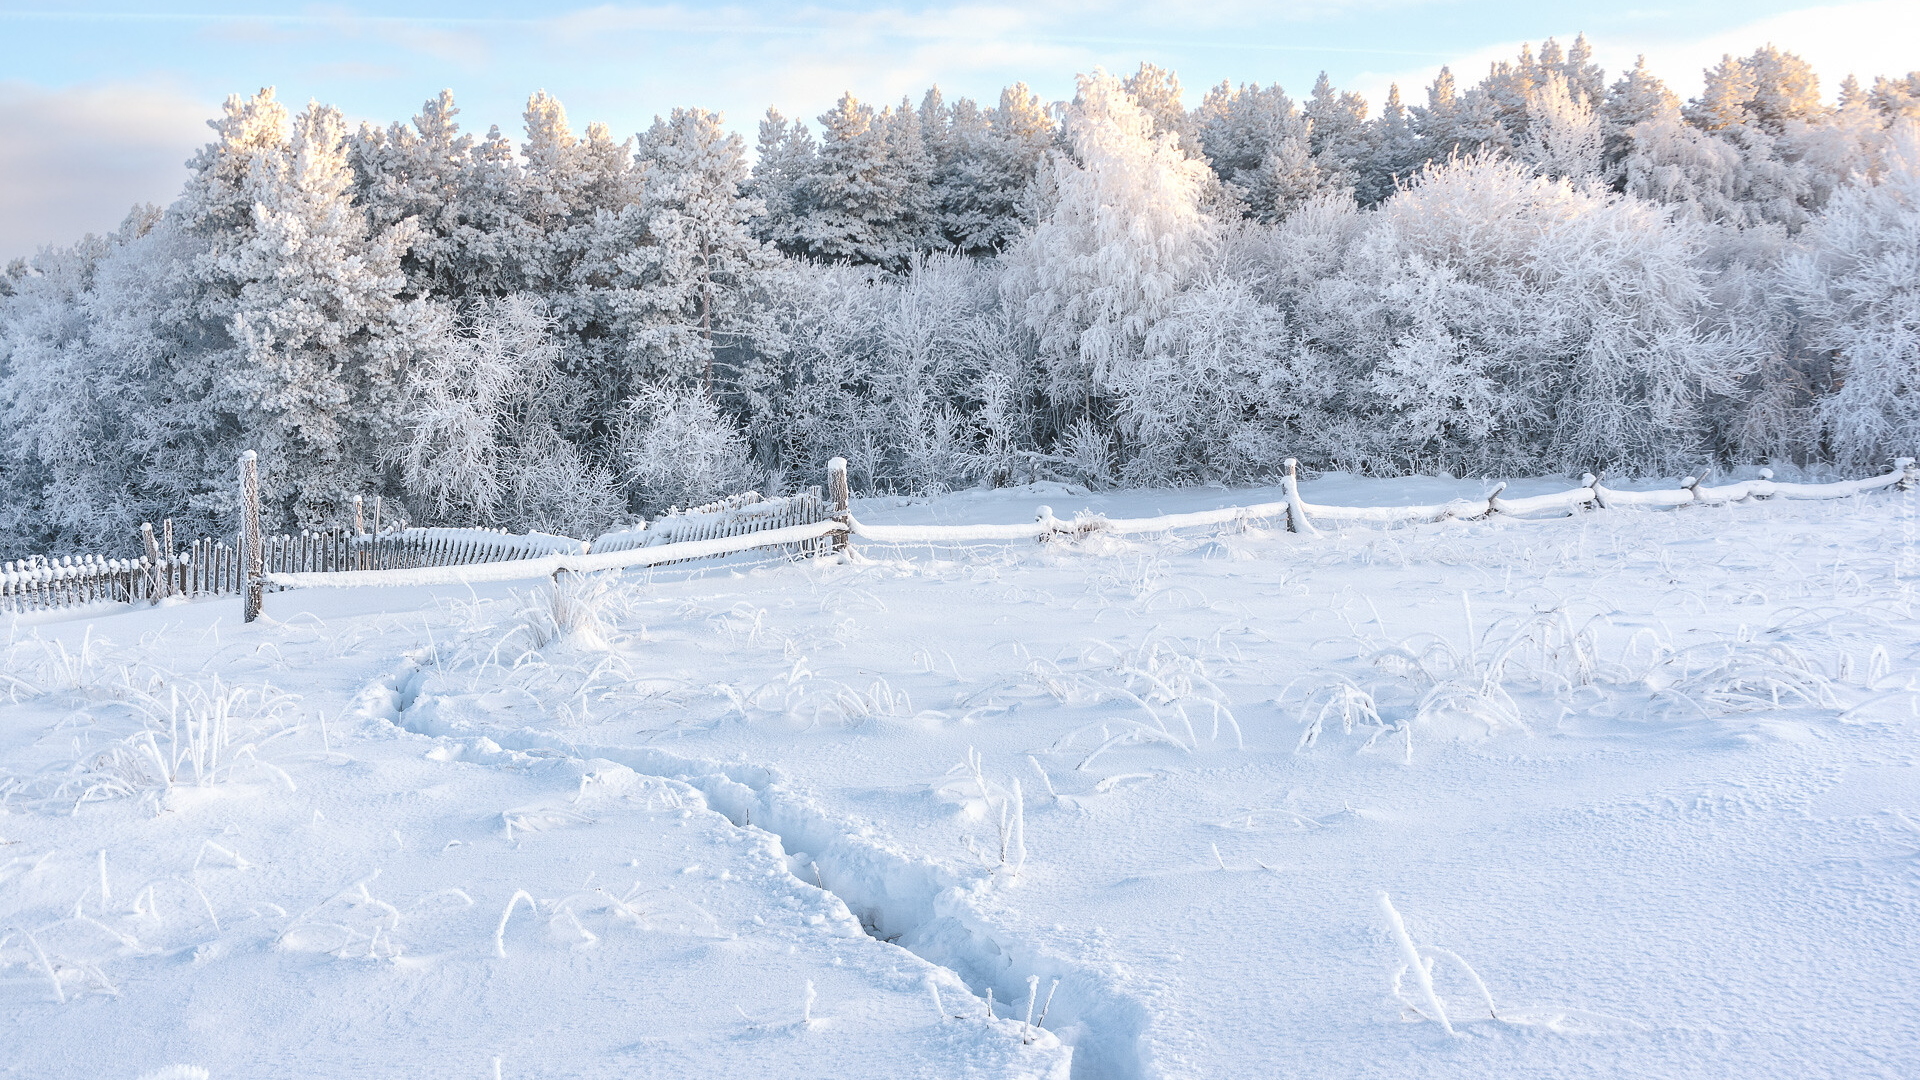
(1380, 891), (1498, 1037)
(2, 676), (301, 810)
(513, 571), (621, 651)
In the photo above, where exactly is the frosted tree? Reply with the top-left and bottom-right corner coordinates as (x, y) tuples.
(624, 108), (774, 391)
(867, 253), (1002, 492)
(1123, 63), (1195, 151)
(516, 92), (646, 365)
(1601, 57), (1681, 178)
(1549, 35), (1608, 107)
(1790, 121), (1920, 469)
(748, 109), (818, 256)
(388, 295), (561, 525)
(1521, 74), (1604, 183)
(1195, 81), (1334, 220)
(882, 97), (943, 256)
(154, 88), (418, 529)
(1006, 69), (1218, 466)
(1123, 270), (1292, 484)
(1360, 85), (1420, 203)
(1791, 78), (1892, 209)
(1687, 47), (1825, 135)
(932, 84), (1054, 254)
(1871, 73), (1920, 119)
(1352, 153), (1744, 472)
(1475, 43), (1543, 146)
(1304, 73), (1370, 195)
(1415, 67), (1467, 160)
(1193, 80), (1294, 181)
(1417, 65), (1513, 162)
(0, 209), (170, 552)
(350, 90), (527, 301)
(795, 93), (936, 269)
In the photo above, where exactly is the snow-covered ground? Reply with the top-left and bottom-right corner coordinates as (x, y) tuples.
(6, 475), (1920, 1079)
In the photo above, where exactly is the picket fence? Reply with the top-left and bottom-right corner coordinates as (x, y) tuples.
(0, 486), (833, 617)
(3, 456), (1914, 620)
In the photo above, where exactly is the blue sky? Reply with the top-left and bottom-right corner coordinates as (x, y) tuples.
(2, 1), (1915, 259)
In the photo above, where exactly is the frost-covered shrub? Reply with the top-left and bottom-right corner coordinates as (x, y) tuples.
(1791, 120), (1920, 470)
(617, 384), (757, 514)
(1341, 153), (1746, 474)
(389, 296), (563, 526)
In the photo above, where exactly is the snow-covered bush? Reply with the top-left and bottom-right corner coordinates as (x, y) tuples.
(1791, 120), (1920, 470)
(617, 384), (757, 514)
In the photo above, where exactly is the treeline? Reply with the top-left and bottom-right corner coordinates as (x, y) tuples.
(3, 40), (1919, 556)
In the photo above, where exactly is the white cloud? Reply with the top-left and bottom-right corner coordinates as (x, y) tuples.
(0, 80), (212, 261)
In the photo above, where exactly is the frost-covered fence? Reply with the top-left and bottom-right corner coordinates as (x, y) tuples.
(846, 460), (1920, 544)
(10, 457), (1913, 618)
(349, 527), (588, 570)
(261, 488), (839, 594)
(1, 554), (159, 613)
(2, 486), (836, 617)
(591, 488), (835, 562)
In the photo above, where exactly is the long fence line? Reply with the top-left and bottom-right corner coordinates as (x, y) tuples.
(4, 456), (1915, 620)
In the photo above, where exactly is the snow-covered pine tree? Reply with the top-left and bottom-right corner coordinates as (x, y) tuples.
(1600, 57), (1681, 180)
(1304, 73), (1370, 197)
(931, 84), (1054, 254)
(748, 108), (819, 257)
(1005, 68), (1218, 468)
(1871, 73), (1920, 119)
(624, 107), (775, 394)
(1193, 81), (1330, 221)
(796, 93), (926, 269)
(511, 92), (648, 455)
(1360, 85), (1421, 203)
(157, 89), (418, 530)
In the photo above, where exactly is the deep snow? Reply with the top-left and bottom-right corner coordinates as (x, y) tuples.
(5, 473), (1919, 1079)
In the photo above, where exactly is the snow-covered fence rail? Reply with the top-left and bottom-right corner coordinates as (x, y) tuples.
(589, 488), (834, 561)
(262, 489), (836, 593)
(2, 481), (835, 617)
(10, 456), (1913, 619)
(849, 459), (1920, 544)
(262, 519), (845, 590)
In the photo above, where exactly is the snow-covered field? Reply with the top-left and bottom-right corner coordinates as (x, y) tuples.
(6, 475), (1920, 1080)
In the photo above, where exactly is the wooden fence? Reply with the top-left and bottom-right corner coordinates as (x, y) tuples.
(2, 485), (835, 617)
(7, 453), (1915, 619)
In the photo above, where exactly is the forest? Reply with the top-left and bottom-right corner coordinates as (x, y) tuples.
(2, 38), (1918, 555)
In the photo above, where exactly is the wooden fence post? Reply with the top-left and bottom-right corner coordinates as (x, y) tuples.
(1283, 458), (1318, 536)
(140, 522), (163, 603)
(828, 457), (850, 553)
(1582, 472), (1605, 510)
(241, 450), (263, 623)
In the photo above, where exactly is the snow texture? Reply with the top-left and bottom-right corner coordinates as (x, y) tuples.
(6, 473), (1920, 1079)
